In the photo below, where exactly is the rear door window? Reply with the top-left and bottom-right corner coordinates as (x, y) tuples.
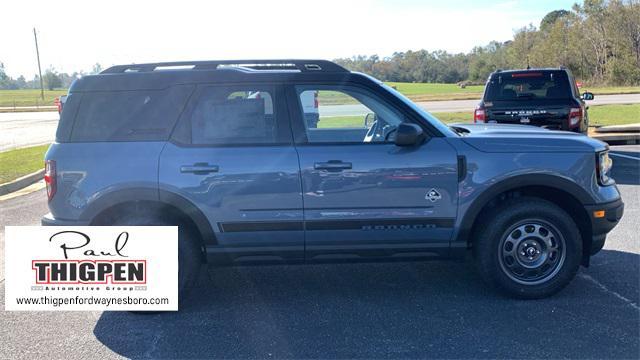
(70, 85), (193, 142)
(485, 71), (571, 101)
(175, 85), (288, 146)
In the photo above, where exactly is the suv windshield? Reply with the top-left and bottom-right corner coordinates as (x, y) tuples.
(484, 71), (571, 101)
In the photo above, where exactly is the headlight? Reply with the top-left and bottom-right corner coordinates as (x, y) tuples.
(597, 151), (614, 185)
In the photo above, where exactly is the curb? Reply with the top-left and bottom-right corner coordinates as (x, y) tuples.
(594, 124), (640, 134)
(588, 124), (640, 145)
(0, 169), (45, 196)
(591, 133), (640, 145)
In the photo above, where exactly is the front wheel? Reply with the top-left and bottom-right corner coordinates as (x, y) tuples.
(474, 198), (582, 299)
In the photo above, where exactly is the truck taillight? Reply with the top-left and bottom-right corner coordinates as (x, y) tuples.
(474, 107), (486, 123)
(45, 160), (56, 201)
(314, 91), (319, 108)
(569, 107), (582, 127)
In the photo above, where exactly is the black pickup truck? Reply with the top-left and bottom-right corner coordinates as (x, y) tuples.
(474, 68), (594, 133)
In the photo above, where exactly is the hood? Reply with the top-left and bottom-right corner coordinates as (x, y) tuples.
(449, 123), (607, 153)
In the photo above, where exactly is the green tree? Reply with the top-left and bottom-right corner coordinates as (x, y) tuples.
(44, 68), (62, 90)
(540, 10), (571, 32)
(92, 63), (103, 74)
(0, 62), (18, 89)
(0, 63), (9, 86)
(15, 75), (27, 88)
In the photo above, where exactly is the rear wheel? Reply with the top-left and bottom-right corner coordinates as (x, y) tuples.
(474, 197), (582, 299)
(112, 215), (202, 306)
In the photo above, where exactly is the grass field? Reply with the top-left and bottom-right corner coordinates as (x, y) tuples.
(588, 104), (640, 126)
(0, 89), (67, 108)
(318, 103), (639, 128)
(387, 82), (485, 101)
(317, 113), (471, 128)
(389, 83), (640, 102)
(0, 144), (49, 184)
(315, 83), (487, 103)
(582, 86), (640, 95)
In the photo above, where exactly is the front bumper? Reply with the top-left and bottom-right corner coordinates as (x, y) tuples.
(585, 198), (624, 255)
(41, 213), (91, 226)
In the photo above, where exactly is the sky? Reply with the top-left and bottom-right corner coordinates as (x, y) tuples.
(0, 0), (577, 78)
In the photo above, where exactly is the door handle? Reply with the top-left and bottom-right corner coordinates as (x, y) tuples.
(314, 160), (352, 171)
(180, 164), (219, 174)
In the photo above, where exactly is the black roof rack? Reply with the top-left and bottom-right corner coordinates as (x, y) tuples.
(101, 59), (348, 74)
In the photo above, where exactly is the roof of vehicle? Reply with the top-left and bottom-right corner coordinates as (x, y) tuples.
(69, 60), (375, 92)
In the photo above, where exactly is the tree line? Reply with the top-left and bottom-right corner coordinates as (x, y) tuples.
(0, 63), (102, 90)
(335, 0), (639, 85)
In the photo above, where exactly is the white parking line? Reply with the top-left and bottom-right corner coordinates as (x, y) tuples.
(610, 152), (640, 161)
(580, 273), (640, 310)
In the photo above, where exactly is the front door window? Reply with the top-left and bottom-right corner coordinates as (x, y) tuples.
(296, 86), (405, 144)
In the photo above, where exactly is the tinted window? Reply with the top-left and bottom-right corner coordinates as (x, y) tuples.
(485, 71), (571, 101)
(189, 87), (279, 145)
(296, 86), (404, 144)
(70, 85), (192, 142)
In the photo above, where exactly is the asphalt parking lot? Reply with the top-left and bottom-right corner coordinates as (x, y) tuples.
(0, 146), (638, 359)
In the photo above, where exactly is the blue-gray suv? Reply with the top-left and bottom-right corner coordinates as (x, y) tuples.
(42, 60), (624, 301)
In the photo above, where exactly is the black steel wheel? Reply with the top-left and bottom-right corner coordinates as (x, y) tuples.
(498, 220), (566, 285)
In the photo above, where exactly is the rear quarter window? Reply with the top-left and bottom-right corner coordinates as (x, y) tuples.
(69, 85), (193, 142)
(55, 93), (81, 142)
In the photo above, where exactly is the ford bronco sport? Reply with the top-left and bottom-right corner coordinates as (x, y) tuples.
(42, 60), (623, 301)
(474, 68), (594, 133)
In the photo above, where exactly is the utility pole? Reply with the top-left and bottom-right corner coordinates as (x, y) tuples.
(33, 27), (44, 100)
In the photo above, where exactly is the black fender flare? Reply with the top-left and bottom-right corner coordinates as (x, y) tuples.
(158, 189), (216, 245)
(456, 174), (595, 244)
(80, 187), (215, 245)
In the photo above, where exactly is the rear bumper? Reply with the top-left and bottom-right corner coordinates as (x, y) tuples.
(41, 213), (91, 226)
(585, 198), (624, 255)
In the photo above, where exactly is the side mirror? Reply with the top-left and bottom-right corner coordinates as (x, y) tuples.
(582, 92), (594, 101)
(394, 123), (426, 146)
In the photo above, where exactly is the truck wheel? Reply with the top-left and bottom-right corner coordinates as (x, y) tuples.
(473, 197), (582, 299)
(112, 216), (202, 306)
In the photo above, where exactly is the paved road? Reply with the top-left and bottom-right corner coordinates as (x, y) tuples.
(0, 112), (58, 152)
(0, 147), (638, 359)
(2, 94), (639, 151)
